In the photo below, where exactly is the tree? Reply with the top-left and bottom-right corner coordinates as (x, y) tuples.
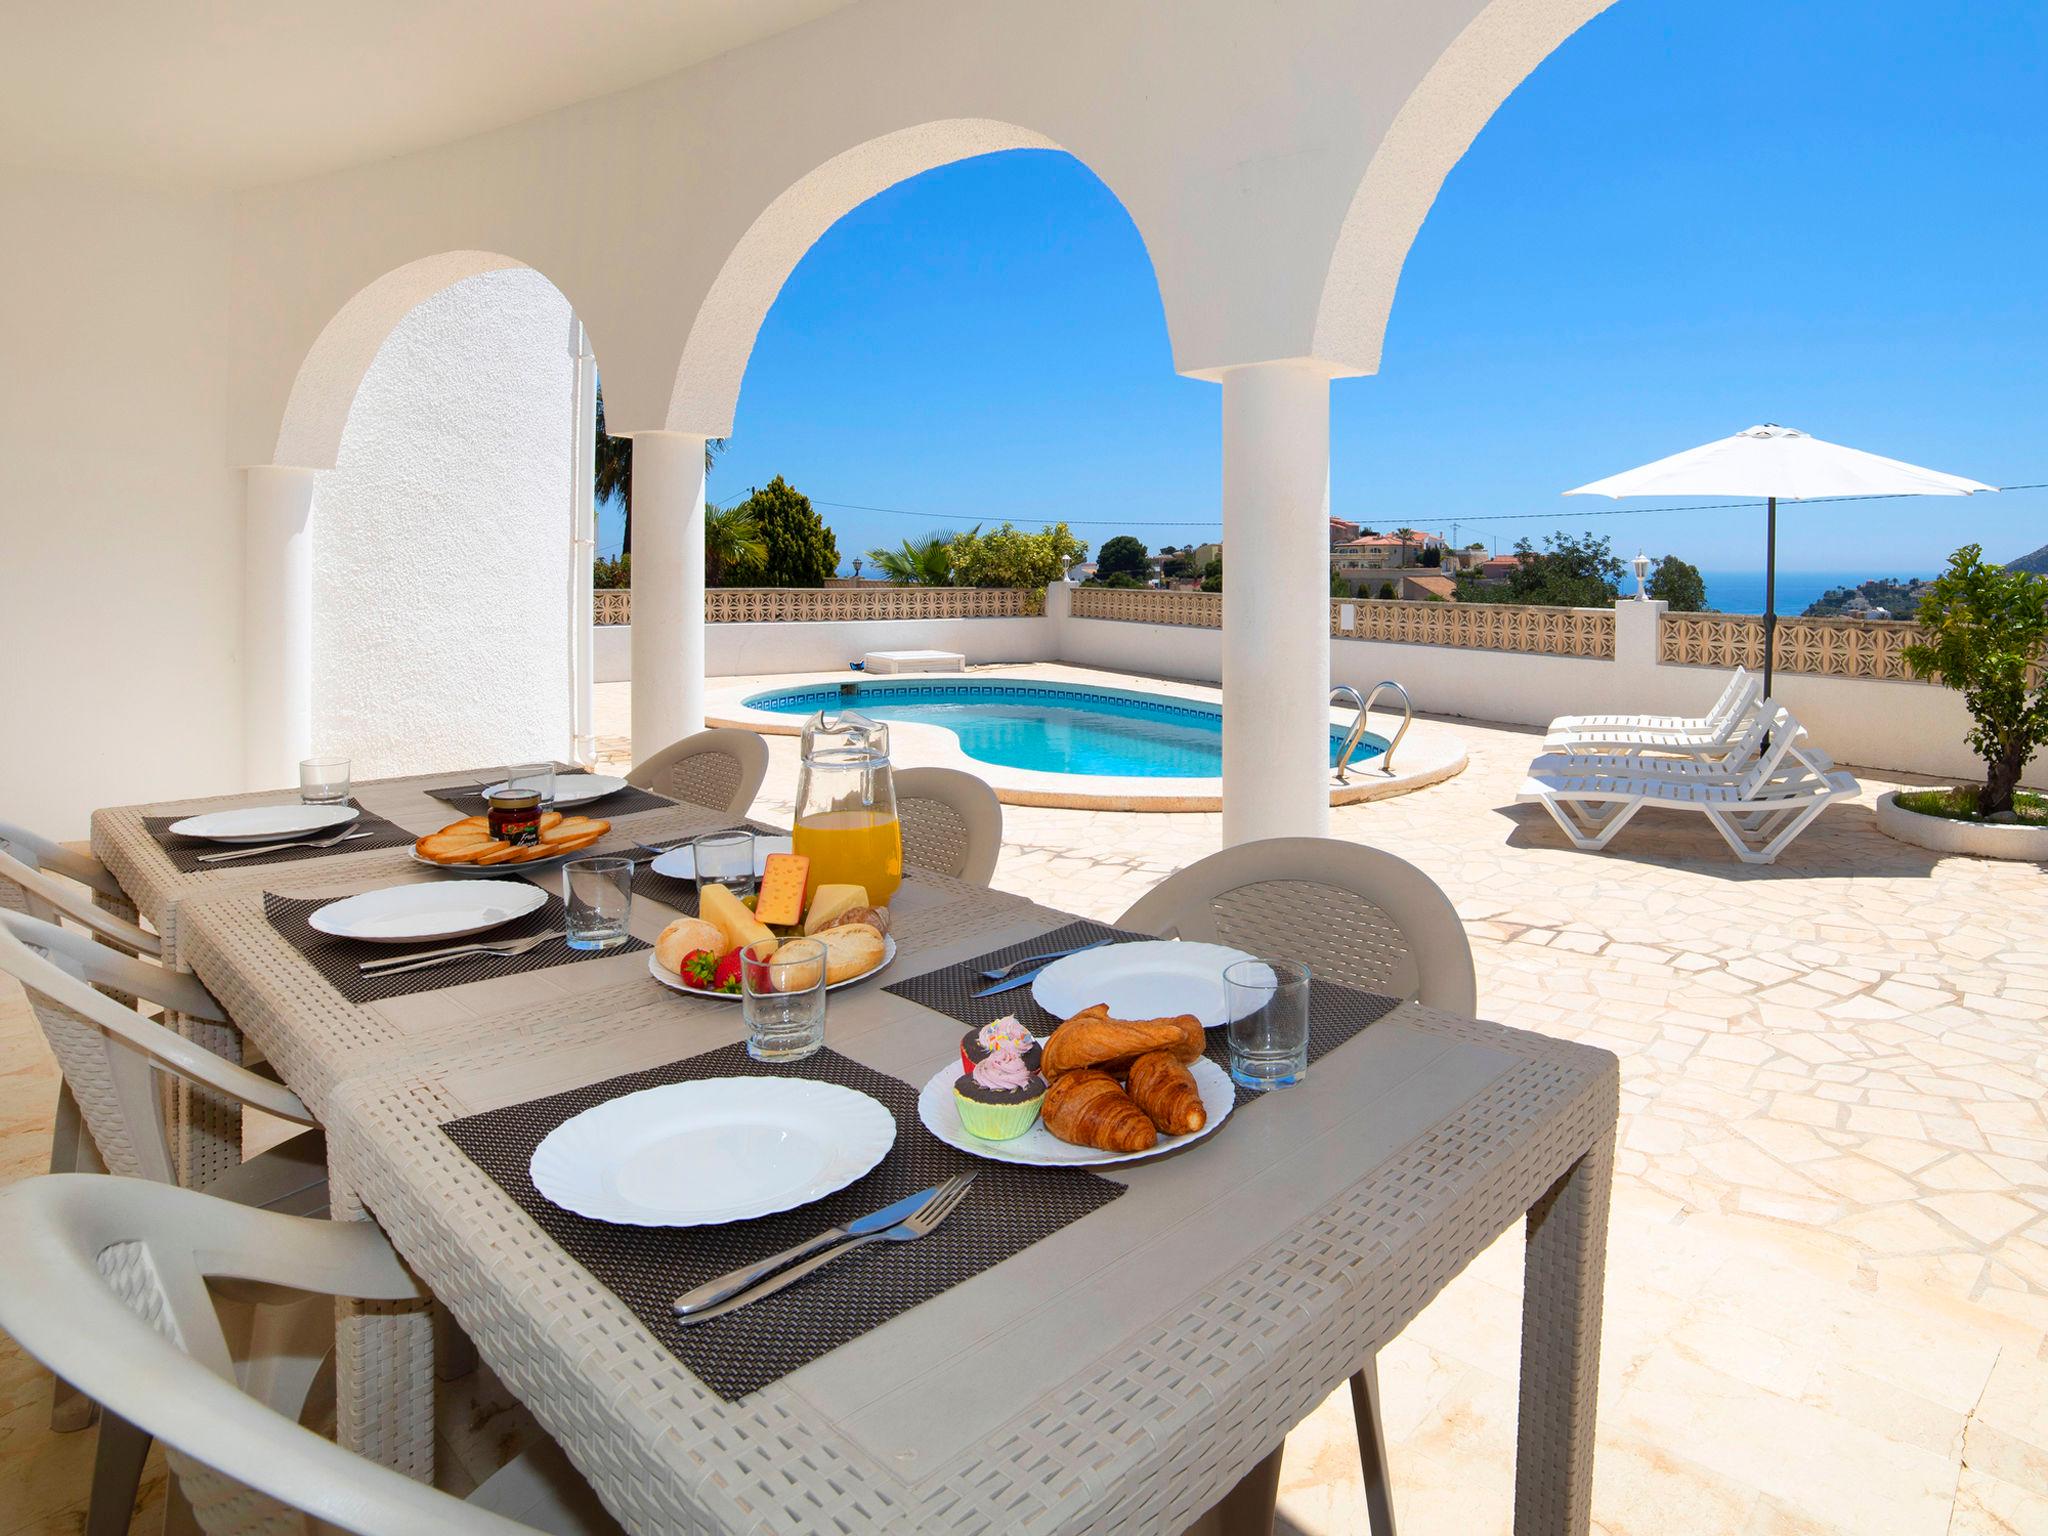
(593, 383), (723, 555)
(948, 522), (1088, 590)
(1161, 548), (1198, 582)
(1329, 569), (1349, 599)
(1199, 555), (1223, 593)
(704, 502), (767, 587)
(1903, 544), (2048, 815)
(1094, 534), (1151, 584)
(1392, 527), (1419, 567)
(733, 476), (838, 587)
(593, 552), (630, 590)
(1648, 555), (1708, 612)
(1457, 531), (1624, 607)
(867, 531), (960, 586)
(1419, 545), (1443, 569)
(1376, 581), (1397, 599)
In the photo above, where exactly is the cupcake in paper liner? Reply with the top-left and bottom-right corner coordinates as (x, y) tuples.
(952, 1045), (1046, 1140)
(960, 1016), (1044, 1076)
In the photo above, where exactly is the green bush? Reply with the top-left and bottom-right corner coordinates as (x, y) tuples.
(1648, 555), (1708, 612)
(1903, 544), (2048, 816)
(593, 552), (630, 590)
(948, 522), (1088, 590)
(733, 476), (838, 588)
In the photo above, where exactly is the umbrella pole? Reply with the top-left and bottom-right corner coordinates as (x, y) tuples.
(1763, 495), (1777, 702)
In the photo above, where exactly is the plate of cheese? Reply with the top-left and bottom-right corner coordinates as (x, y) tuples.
(648, 850), (893, 997)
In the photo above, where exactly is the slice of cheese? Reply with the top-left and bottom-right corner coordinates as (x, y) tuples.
(699, 882), (777, 957)
(802, 882), (870, 936)
(754, 852), (811, 927)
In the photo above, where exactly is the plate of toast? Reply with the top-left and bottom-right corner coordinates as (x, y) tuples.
(410, 812), (612, 873)
(917, 1005), (1235, 1167)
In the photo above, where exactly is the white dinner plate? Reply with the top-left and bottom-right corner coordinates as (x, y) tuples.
(531, 1077), (896, 1226)
(482, 773), (630, 809)
(649, 834), (794, 882)
(916, 1055), (1235, 1168)
(1030, 939), (1259, 1029)
(167, 804), (361, 844)
(647, 934), (896, 1000)
(309, 880), (547, 944)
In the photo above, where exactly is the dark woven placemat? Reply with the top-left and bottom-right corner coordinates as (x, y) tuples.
(623, 823), (790, 916)
(885, 919), (1402, 1105)
(424, 775), (675, 820)
(441, 1042), (1125, 1400)
(263, 891), (649, 1004)
(143, 802), (416, 874)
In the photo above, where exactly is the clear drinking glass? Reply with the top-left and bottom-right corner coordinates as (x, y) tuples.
(499, 763), (556, 809)
(741, 937), (827, 1061)
(299, 756), (351, 806)
(563, 856), (633, 951)
(1224, 957), (1311, 1090)
(693, 828), (757, 901)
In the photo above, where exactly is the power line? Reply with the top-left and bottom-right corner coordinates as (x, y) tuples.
(807, 482), (2047, 533)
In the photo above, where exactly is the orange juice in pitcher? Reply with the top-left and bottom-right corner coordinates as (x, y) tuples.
(791, 809), (902, 905)
(792, 710), (902, 905)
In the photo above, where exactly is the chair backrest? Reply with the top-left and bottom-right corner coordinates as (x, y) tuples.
(1117, 837), (1476, 1014)
(0, 818), (127, 901)
(0, 847), (159, 956)
(0, 1174), (541, 1536)
(1705, 668), (1758, 731)
(893, 767), (1003, 887)
(1735, 706), (1803, 798)
(0, 912), (309, 1183)
(625, 729), (770, 818)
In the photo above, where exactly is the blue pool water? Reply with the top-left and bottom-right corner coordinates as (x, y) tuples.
(744, 681), (1383, 779)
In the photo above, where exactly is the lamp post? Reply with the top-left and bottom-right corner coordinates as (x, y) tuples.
(1633, 550), (1651, 601)
(853, 557), (863, 583)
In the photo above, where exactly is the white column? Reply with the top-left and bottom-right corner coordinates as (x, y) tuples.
(568, 318), (598, 766)
(242, 465), (317, 789)
(1220, 361), (1332, 845)
(630, 431), (707, 758)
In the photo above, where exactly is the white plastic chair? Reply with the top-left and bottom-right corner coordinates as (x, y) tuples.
(1, 846), (160, 958)
(1543, 670), (1764, 759)
(1546, 665), (1757, 738)
(1120, 836), (1477, 1536)
(1520, 706), (1859, 864)
(894, 766), (1003, 887)
(0, 910), (329, 1531)
(624, 728), (770, 818)
(0, 818), (134, 909)
(0, 1174), (624, 1535)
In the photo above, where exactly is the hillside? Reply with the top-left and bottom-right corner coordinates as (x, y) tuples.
(2009, 543), (2048, 574)
(1802, 577), (1932, 620)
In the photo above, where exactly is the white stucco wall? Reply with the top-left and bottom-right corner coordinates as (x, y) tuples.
(310, 269), (573, 777)
(0, 169), (242, 836)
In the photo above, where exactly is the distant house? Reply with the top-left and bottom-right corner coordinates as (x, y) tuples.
(1478, 554), (1522, 585)
(1328, 517), (1360, 547)
(1330, 530), (1447, 581)
(1399, 573), (1458, 601)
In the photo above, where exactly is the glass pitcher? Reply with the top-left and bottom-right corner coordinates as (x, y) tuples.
(792, 711), (903, 906)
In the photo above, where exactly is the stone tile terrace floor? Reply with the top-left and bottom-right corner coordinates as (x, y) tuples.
(2, 663), (2044, 1533)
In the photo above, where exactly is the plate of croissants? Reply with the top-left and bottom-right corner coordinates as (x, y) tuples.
(917, 1005), (1235, 1166)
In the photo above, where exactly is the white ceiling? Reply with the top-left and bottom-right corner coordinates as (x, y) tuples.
(0, 0), (859, 189)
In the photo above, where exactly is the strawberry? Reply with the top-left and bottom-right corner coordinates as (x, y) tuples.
(713, 950), (745, 993)
(679, 950), (719, 989)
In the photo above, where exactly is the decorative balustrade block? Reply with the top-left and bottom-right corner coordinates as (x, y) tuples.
(1658, 614), (1935, 681)
(593, 590), (630, 625)
(706, 586), (1036, 622)
(1328, 599), (1616, 658)
(1070, 587), (1223, 628)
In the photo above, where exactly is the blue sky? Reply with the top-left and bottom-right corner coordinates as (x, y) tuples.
(599, 0), (2046, 576)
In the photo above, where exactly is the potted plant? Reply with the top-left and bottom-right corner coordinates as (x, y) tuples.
(1875, 545), (2048, 858)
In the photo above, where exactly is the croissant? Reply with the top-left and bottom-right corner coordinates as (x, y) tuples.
(1127, 1051), (1206, 1137)
(1157, 1012), (1205, 1064)
(1041, 1070), (1157, 1153)
(1042, 1011), (1190, 1079)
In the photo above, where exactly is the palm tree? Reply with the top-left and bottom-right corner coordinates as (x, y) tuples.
(594, 383), (724, 556)
(867, 531), (963, 586)
(704, 502), (767, 587)
(1392, 527), (1419, 568)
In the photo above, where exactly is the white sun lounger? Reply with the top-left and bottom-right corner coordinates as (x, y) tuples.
(1519, 705), (1858, 864)
(1546, 667), (1759, 741)
(1544, 673), (1765, 759)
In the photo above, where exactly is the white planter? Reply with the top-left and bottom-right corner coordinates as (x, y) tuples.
(1873, 790), (2048, 862)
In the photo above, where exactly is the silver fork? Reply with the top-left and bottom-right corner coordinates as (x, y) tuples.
(359, 929), (567, 976)
(196, 829), (372, 863)
(977, 936), (1113, 981)
(672, 1169), (980, 1326)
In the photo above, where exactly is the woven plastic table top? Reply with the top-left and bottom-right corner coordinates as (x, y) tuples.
(425, 776), (678, 820)
(139, 800), (418, 873)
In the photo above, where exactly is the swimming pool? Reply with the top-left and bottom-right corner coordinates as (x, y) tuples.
(741, 680), (1383, 779)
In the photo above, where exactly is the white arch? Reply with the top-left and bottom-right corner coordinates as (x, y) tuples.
(663, 119), (1163, 437)
(1311, 0), (1620, 374)
(270, 250), (532, 468)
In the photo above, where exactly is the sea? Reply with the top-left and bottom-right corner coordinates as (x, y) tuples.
(1694, 570), (1925, 617)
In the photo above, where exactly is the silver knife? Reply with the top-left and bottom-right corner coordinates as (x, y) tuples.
(671, 1181), (950, 1316)
(972, 965), (1066, 998)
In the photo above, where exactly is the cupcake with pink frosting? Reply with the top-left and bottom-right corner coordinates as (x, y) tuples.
(960, 1016), (1043, 1077)
(951, 1045), (1047, 1141)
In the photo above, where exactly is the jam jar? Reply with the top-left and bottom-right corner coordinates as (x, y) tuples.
(486, 786), (544, 847)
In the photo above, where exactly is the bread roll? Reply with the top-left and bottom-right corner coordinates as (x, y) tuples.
(773, 923), (886, 990)
(655, 916), (728, 973)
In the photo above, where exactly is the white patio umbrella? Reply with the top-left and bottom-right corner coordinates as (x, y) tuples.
(1564, 424), (1994, 699)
